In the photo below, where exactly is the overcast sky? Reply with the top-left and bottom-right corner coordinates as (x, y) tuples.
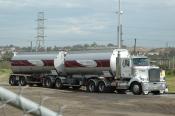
(0, 0), (175, 48)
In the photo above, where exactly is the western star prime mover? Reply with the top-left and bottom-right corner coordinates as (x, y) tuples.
(9, 49), (167, 95)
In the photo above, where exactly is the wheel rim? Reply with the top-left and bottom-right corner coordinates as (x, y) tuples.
(20, 78), (25, 85)
(133, 84), (140, 94)
(10, 78), (15, 85)
(46, 79), (51, 87)
(89, 82), (95, 92)
(99, 83), (105, 92)
(56, 79), (61, 88)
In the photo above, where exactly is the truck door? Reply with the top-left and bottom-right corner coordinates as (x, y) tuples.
(54, 51), (65, 74)
(121, 59), (131, 78)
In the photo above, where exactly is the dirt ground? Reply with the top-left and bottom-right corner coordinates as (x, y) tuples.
(0, 82), (175, 116)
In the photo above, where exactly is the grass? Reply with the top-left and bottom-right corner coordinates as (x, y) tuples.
(0, 61), (11, 82)
(0, 69), (11, 82)
(165, 75), (175, 93)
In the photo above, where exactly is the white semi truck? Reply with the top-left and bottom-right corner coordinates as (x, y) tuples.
(9, 49), (167, 95)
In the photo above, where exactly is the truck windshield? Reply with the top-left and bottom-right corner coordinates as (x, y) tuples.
(133, 58), (149, 66)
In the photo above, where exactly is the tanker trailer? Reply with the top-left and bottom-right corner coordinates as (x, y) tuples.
(51, 51), (115, 91)
(9, 52), (62, 86)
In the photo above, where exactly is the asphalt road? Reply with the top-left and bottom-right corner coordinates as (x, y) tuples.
(0, 83), (175, 116)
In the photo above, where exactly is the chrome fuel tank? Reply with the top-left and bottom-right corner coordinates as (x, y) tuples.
(63, 52), (112, 75)
(11, 53), (59, 74)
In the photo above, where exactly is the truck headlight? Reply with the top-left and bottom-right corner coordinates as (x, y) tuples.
(161, 83), (165, 88)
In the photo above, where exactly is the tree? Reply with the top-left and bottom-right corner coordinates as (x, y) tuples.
(91, 42), (97, 47)
(107, 43), (115, 47)
(84, 44), (89, 48)
(1, 51), (13, 61)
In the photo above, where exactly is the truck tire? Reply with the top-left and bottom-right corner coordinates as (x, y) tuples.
(130, 82), (142, 95)
(45, 78), (54, 88)
(86, 80), (98, 92)
(9, 76), (17, 86)
(19, 77), (27, 86)
(55, 78), (63, 89)
(98, 81), (107, 93)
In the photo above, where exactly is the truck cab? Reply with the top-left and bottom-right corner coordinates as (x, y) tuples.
(111, 49), (167, 95)
(129, 56), (166, 95)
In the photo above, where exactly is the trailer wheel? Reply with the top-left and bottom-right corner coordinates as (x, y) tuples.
(9, 76), (17, 86)
(86, 80), (98, 92)
(19, 77), (27, 86)
(130, 82), (142, 95)
(55, 78), (63, 89)
(45, 78), (54, 88)
(98, 81), (106, 93)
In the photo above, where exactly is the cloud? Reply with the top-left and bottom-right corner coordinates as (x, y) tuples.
(122, 0), (175, 8)
(47, 14), (112, 37)
(0, 0), (83, 9)
(0, 0), (175, 47)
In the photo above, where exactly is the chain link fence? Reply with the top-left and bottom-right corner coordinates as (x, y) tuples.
(0, 85), (65, 116)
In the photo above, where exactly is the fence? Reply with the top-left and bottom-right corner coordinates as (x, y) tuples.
(0, 85), (64, 116)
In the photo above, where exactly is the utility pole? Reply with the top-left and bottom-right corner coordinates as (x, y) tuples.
(30, 41), (33, 52)
(117, 0), (123, 49)
(36, 12), (46, 52)
(134, 38), (137, 55)
(120, 24), (123, 48)
(173, 56), (175, 69)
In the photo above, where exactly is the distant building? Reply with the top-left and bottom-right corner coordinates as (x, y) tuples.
(148, 52), (159, 56)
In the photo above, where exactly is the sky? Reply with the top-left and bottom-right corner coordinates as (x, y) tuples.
(0, 0), (175, 48)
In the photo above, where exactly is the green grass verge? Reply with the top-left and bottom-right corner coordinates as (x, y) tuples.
(165, 75), (175, 93)
(0, 61), (11, 82)
(0, 69), (11, 82)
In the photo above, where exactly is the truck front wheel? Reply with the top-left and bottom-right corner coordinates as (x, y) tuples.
(130, 82), (142, 95)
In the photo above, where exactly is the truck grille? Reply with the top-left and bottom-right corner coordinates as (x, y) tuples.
(149, 69), (160, 82)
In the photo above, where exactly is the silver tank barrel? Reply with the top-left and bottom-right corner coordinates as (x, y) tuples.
(11, 53), (59, 74)
(64, 52), (112, 75)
